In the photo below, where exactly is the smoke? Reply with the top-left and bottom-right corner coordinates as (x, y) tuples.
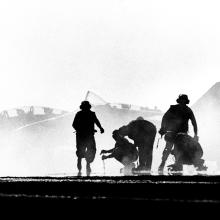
(192, 82), (220, 172)
(0, 112), (76, 176)
(0, 100), (166, 176)
(1, 84), (220, 176)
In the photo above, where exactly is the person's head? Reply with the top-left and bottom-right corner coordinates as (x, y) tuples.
(80, 101), (92, 110)
(176, 94), (190, 105)
(112, 130), (121, 141)
(136, 116), (144, 121)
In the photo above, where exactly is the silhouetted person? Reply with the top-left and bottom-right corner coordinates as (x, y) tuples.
(167, 133), (206, 173)
(158, 94), (199, 172)
(117, 117), (157, 172)
(100, 130), (138, 174)
(72, 101), (104, 176)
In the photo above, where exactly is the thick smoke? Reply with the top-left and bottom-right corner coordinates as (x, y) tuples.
(0, 95), (163, 176)
(191, 82), (220, 172)
(0, 108), (76, 176)
(0, 85), (219, 176)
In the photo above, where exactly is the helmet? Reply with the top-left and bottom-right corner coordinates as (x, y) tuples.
(80, 101), (92, 110)
(112, 130), (121, 139)
(136, 116), (144, 120)
(176, 94), (190, 104)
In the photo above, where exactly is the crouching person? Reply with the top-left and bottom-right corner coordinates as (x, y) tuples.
(100, 130), (138, 175)
(170, 133), (207, 172)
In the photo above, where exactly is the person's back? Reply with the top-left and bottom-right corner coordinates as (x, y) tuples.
(126, 119), (156, 143)
(162, 104), (194, 133)
(73, 110), (98, 136)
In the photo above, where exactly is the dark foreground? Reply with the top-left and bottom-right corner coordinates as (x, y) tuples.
(0, 175), (220, 215)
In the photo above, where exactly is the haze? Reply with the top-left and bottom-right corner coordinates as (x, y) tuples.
(0, 0), (220, 112)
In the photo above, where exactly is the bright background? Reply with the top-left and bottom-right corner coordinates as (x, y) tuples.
(0, 0), (220, 176)
(0, 0), (219, 112)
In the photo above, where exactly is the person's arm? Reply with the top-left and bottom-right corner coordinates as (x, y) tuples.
(190, 111), (198, 136)
(189, 110), (198, 141)
(100, 148), (114, 154)
(101, 142), (119, 156)
(102, 154), (114, 160)
(159, 109), (170, 136)
(94, 113), (104, 133)
(118, 125), (130, 137)
(72, 113), (79, 130)
(101, 147), (116, 160)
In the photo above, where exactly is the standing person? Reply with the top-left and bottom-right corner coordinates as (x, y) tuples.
(158, 94), (199, 172)
(117, 116), (157, 172)
(72, 101), (104, 175)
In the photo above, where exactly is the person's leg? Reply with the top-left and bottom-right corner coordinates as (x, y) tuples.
(158, 141), (173, 172)
(139, 130), (156, 171)
(136, 133), (155, 171)
(145, 148), (153, 171)
(191, 142), (207, 171)
(77, 158), (82, 171)
(137, 145), (146, 168)
(194, 158), (207, 171)
(86, 163), (91, 176)
(133, 145), (152, 173)
(145, 133), (156, 171)
(85, 136), (96, 175)
(76, 135), (86, 173)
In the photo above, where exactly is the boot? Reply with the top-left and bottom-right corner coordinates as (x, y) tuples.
(77, 171), (82, 176)
(195, 159), (208, 171)
(158, 161), (165, 174)
(132, 164), (149, 174)
(77, 158), (82, 172)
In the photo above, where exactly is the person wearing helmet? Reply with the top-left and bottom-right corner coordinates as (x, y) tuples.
(100, 130), (138, 173)
(158, 94), (198, 173)
(117, 116), (157, 172)
(72, 101), (104, 175)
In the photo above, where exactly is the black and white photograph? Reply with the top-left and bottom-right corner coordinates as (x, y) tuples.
(0, 0), (220, 213)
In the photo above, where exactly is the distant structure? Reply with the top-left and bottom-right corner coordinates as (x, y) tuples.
(192, 82), (220, 112)
(0, 106), (69, 132)
(85, 91), (163, 119)
(192, 82), (220, 167)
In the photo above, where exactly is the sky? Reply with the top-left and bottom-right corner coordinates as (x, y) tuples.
(0, 0), (220, 112)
